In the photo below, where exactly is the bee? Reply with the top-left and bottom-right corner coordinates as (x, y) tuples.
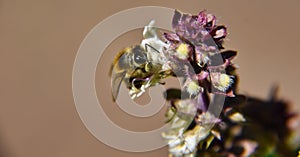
(110, 20), (173, 101)
(110, 44), (164, 101)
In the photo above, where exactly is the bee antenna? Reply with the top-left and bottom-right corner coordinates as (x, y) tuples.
(144, 43), (160, 53)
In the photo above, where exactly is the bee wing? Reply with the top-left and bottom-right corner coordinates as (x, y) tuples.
(111, 67), (127, 101)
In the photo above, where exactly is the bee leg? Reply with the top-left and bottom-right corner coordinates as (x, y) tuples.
(144, 62), (153, 72)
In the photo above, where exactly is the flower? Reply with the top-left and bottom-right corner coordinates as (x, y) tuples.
(172, 10), (227, 50)
(175, 43), (191, 60)
(165, 125), (211, 157)
(195, 112), (221, 126)
(160, 10), (242, 156)
(184, 79), (202, 97)
(111, 7), (299, 157)
(210, 72), (234, 92)
(163, 104), (220, 157)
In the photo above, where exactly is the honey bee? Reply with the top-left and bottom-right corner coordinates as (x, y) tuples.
(110, 44), (164, 101)
(110, 20), (173, 101)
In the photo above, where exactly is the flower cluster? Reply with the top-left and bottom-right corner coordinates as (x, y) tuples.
(112, 9), (299, 157)
(158, 10), (243, 156)
(162, 10), (235, 97)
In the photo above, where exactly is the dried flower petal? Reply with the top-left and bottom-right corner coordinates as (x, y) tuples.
(163, 32), (180, 43)
(210, 26), (227, 40)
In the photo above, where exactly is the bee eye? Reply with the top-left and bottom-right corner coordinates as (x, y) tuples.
(134, 54), (147, 64)
(133, 46), (147, 65)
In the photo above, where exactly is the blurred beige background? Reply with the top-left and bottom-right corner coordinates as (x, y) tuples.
(0, 0), (299, 157)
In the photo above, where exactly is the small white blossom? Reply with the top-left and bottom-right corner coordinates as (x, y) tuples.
(184, 79), (203, 97)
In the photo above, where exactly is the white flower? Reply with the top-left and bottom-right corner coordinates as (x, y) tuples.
(162, 100), (214, 157)
(184, 79), (202, 97)
(165, 125), (211, 157)
(210, 72), (234, 92)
